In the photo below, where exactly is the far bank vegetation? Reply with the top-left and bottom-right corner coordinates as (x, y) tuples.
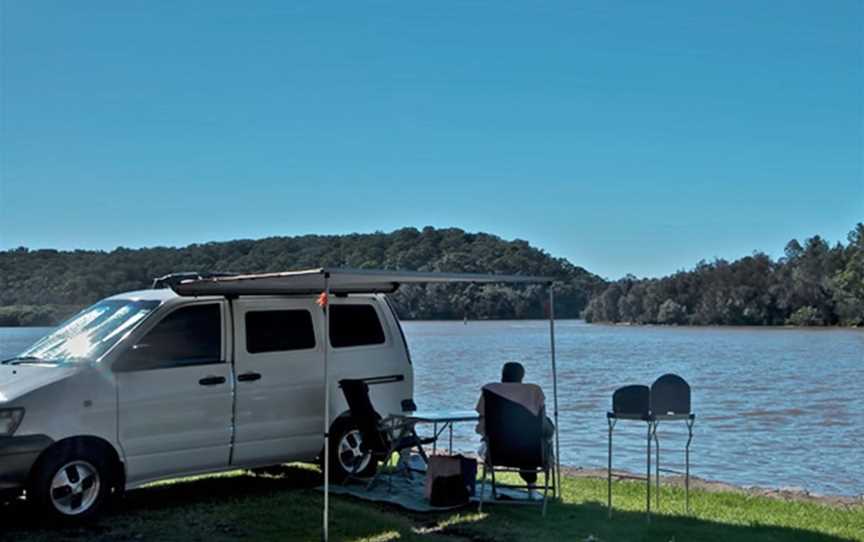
(1, 224), (862, 328)
(583, 224), (864, 327)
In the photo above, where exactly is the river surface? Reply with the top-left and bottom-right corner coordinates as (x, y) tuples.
(2, 322), (862, 497)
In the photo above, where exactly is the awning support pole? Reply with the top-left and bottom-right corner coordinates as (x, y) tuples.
(322, 274), (331, 542)
(549, 285), (561, 499)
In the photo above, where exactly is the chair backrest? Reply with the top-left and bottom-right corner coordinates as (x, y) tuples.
(482, 388), (546, 469)
(650, 374), (690, 415)
(339, 379), (389, 454)
(612, 384), (651, 418)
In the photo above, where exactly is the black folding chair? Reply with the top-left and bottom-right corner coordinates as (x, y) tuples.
(338, 379), (434, 490)
(606, 384), (652, 518)
(478, 388), (553, 516)
(650, 374), (695, 513)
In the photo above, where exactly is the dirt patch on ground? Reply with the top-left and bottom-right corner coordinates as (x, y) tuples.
(562, 466), (864, 509)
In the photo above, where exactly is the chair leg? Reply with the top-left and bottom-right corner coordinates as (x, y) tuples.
(376, 445), (400, 493)
(397, 448), (413, 480)
(490, 466), (499, 500)
(388, 450), (396, 493)
(608, 419), (613, 518)
(654, 426), (660, 510)
(479, 464), (487, 513)
(367, 449), (396, 491)
(366, 458), (383, 491)
(542, 468), (550, 517)
(413, 430), (430, 464)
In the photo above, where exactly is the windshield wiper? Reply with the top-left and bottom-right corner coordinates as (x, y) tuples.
(1, 356), (47, 365)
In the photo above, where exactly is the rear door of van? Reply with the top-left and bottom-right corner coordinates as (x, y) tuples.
(231, 297), (325, 465)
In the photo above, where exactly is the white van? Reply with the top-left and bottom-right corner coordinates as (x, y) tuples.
(0, 286), (414, 521)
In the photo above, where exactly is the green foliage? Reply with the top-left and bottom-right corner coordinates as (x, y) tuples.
(831, 223), (864, 326)
(4, 224), (862, 327)
(584, 224), (864, 327)
(657, 299), (687, 325)
(786, 306), (823, 326)
(0, 305), (80, 327)
(0, 227), (605, 325)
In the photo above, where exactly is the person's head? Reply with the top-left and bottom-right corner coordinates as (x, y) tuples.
(501, 362), (525, 383)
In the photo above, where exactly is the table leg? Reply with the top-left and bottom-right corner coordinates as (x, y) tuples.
(449, 423), (453, 453)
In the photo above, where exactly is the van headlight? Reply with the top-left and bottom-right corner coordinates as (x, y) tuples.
(0, 408), (25, 436)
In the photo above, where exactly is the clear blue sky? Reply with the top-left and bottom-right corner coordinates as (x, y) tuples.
(1, 1), (861, 279)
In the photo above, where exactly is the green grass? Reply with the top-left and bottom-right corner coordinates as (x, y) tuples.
(1, 465), (861, 542)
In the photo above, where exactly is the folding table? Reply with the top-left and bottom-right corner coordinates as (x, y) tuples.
(389, 410), (480, 456)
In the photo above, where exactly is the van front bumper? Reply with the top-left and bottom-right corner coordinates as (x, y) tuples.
(0, 435), (53, 491)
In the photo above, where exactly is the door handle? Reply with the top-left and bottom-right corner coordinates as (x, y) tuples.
(199, 376), (226, 386)
(237, 372), (262, 382)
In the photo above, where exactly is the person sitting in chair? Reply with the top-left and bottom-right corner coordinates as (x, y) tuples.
(475, 361), (555, 490)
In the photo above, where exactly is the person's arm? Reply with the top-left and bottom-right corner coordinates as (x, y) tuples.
(543, 415), (555, 438)
(536, 386), (554, 437)
(475, 393), (485, 436)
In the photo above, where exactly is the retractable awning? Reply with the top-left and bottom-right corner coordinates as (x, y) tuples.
(172, 267), (553, 296)
(174, 267), (559, 542)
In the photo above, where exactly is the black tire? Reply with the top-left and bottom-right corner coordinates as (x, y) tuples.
(328, 419), (377, 482)
(28, 441), (114, 524)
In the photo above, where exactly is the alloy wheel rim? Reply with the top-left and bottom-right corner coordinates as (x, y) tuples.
(50, 460), (100, 515)
(338, 429), (371, 474)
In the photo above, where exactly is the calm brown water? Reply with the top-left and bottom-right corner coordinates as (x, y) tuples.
(2, 322), (862, 496)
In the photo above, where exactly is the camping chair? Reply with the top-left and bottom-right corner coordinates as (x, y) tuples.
(478, 388), (553, 516)
(338, 379), (434, 490)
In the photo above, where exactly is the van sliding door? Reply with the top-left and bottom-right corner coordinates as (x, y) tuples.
(231, 298), (325, 465)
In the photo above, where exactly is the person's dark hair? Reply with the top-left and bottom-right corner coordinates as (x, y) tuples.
(501, 362), (525, 383)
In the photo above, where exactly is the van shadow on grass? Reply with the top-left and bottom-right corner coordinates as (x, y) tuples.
(0, 465), (860, 542)
(0, 465), (324, 541)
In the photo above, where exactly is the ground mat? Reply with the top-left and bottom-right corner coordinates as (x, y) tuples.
(319, 473), (544, 513)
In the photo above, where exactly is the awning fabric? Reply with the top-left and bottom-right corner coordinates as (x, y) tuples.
(172, 267), (553, 296)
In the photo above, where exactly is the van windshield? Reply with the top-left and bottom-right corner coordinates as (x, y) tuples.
(15, 299), (161, 364)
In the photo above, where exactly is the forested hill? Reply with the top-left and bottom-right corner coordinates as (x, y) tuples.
(0, 227), (605, 325)
(3, 225), (862, 327)
(583, 224), (864, 327)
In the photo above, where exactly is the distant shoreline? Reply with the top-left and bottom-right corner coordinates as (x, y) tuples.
(1, 315), (861, 330)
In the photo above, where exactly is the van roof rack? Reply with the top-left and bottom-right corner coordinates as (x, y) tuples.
(151, 272), (238, 290)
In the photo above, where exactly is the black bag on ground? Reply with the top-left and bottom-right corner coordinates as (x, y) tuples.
(430, 474), (469, 507)
(426, 455), (474, 506)
(459, 456), (477, 497)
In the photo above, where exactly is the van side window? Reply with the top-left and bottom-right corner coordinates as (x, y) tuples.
(121, 304), (222, 370)
(329, 304), (386, 348)
(246, 310), (316, 353)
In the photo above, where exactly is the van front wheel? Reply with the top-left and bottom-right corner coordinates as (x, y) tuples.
(328, 420), (376, 482)
(29, 443), (113, 523)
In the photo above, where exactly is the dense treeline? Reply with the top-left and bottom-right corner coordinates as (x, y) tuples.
(3, 225), (861, 328)
(583, 224), (864, 327)
(0, 227), (604, 325)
